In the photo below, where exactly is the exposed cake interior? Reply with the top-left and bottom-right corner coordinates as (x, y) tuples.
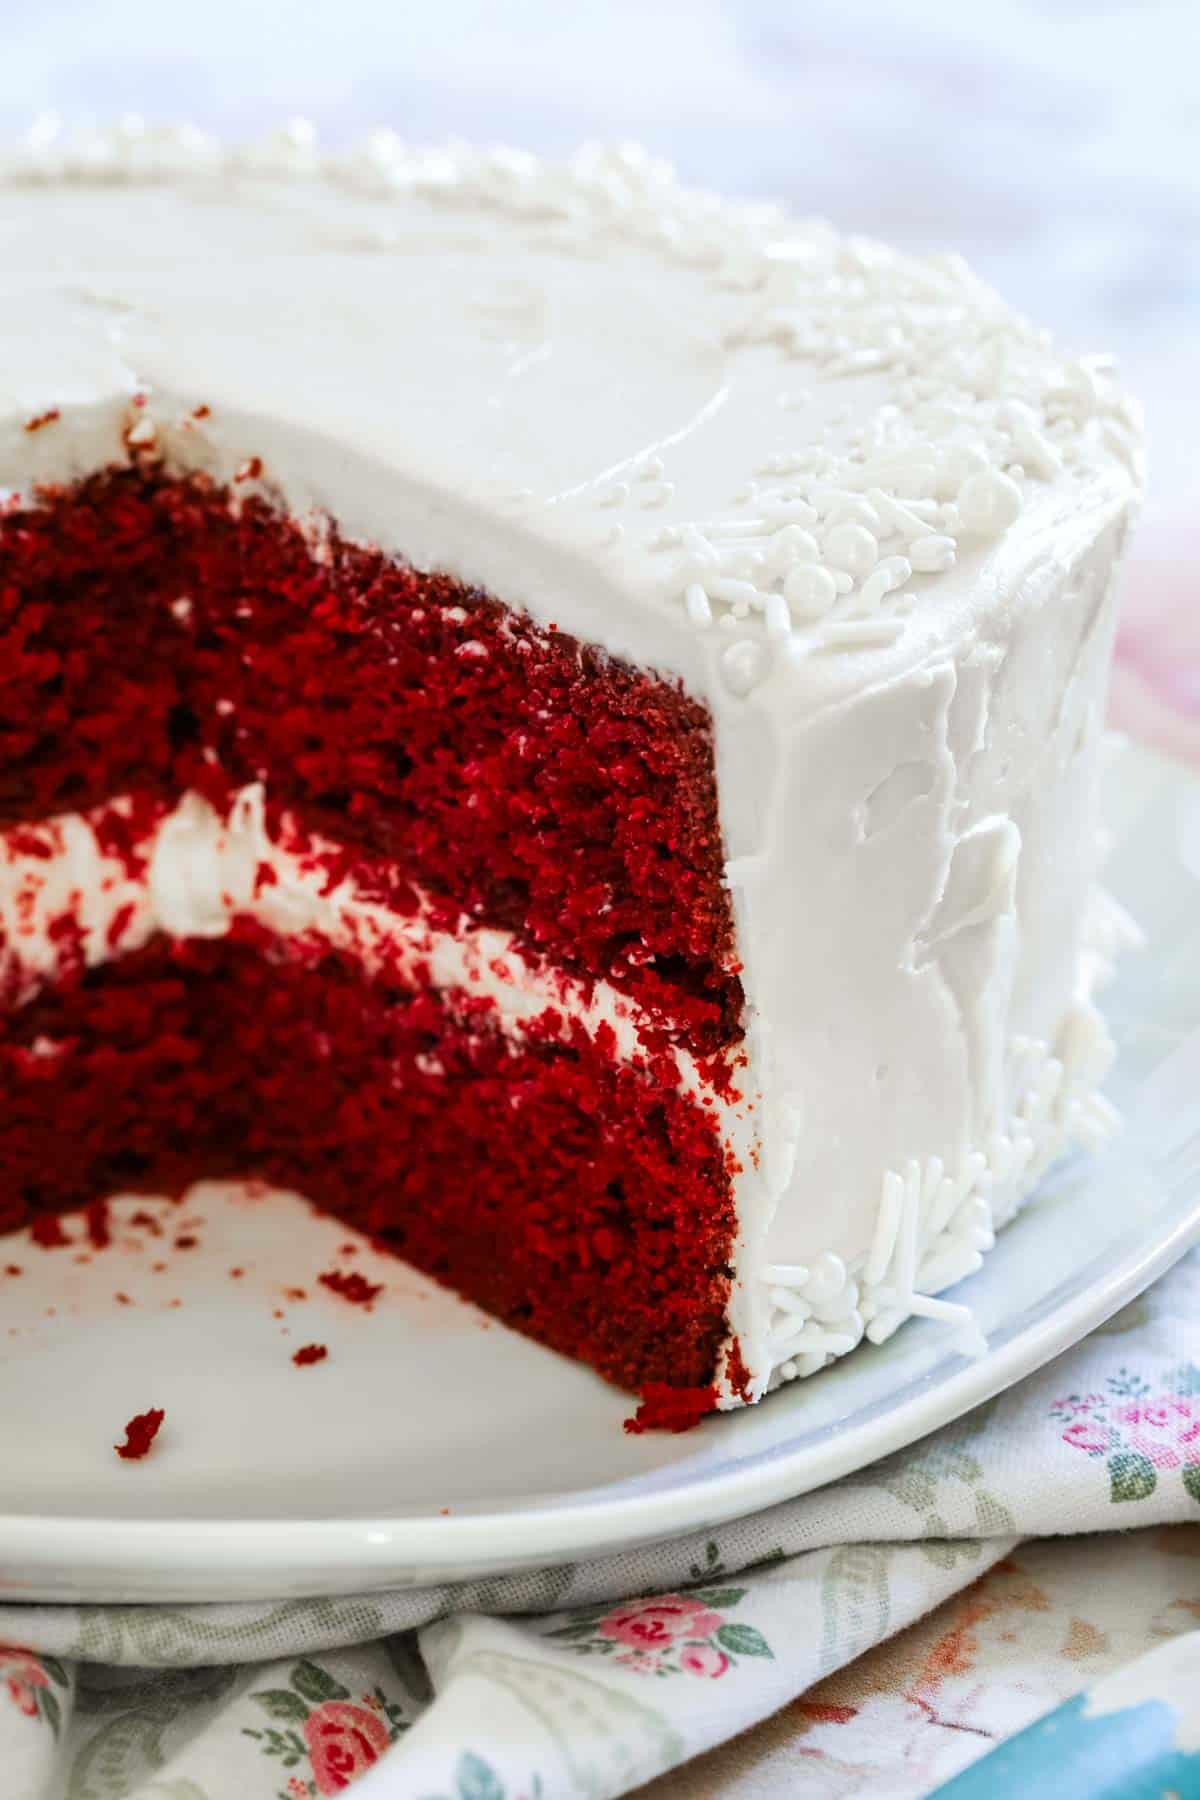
(1, 464), (742, 1046)
(0, 460), (748, 1412)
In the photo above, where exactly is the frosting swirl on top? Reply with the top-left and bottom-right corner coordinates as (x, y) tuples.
(1, 118), (1142, 691)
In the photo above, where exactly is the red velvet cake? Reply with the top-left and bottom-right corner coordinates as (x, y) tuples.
(0, 127), (1143, 1418)
(0, 467), (744, 1413)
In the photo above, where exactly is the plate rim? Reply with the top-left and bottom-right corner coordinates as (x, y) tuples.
(2, 1184), (1198, 1599)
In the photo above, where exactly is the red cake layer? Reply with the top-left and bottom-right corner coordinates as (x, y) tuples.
(0, 465), (741, 1050)
(0, 927), (737, 1397)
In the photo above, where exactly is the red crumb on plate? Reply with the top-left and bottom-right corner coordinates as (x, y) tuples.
(115, 1407), (165, 1461)
(318, 1268), (383, 1308)
(30, 1215), (69, 1248)
(292, 1343), (328, 1367)
(85, 1199), (111, 1248)
(624, 1383), (719, 1435)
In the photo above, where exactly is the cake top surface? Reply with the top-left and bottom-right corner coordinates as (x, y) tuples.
(0, 119), (1143, 709)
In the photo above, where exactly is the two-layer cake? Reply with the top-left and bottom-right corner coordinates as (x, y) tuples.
(0, 125), (1143, 1423)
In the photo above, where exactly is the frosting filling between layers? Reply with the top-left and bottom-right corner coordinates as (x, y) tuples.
(0, 788), (747, 1407)
(0, 782), (750, 1104)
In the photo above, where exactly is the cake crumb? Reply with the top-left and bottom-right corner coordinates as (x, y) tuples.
(624, 1383), (719, 1435)
(292, 1343), (328, 1367)
(85, 1199), (111, 1249)
(318, 1269), (383, 1308)
(30, 1215), (69, 1249)
(115, 1407), (164, 1461)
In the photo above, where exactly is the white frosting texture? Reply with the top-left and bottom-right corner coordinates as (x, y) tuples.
(0, 124), (1144, 1402)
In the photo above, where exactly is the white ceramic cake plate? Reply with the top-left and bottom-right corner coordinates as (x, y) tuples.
(0, 742), (1197, 1604)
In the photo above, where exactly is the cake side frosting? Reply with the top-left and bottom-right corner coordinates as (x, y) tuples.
(0, 125), (1145, 1404)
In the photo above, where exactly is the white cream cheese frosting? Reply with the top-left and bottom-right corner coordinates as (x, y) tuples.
(0, 122), (1145, 1402)
(0, 785), (746, 1124)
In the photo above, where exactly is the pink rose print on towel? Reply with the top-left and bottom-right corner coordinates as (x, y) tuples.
(1113, 1398), (1200, 1470)
(546, 1574), (773, 1678)
(1052, 1365), (1200, 1504)
(0, 1646), (68, 1737)
(600, 1595), (725, 1650)
(1057, 1395), (1117, 1457)
(243, 1659), (407, 1796)
(680, 1643), (731, 1678)
(304, 1699), (390, 1794)
(0, 1648), (47, 1717)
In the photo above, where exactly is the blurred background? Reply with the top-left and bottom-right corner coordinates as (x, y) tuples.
(2, 0), (1196, 759)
